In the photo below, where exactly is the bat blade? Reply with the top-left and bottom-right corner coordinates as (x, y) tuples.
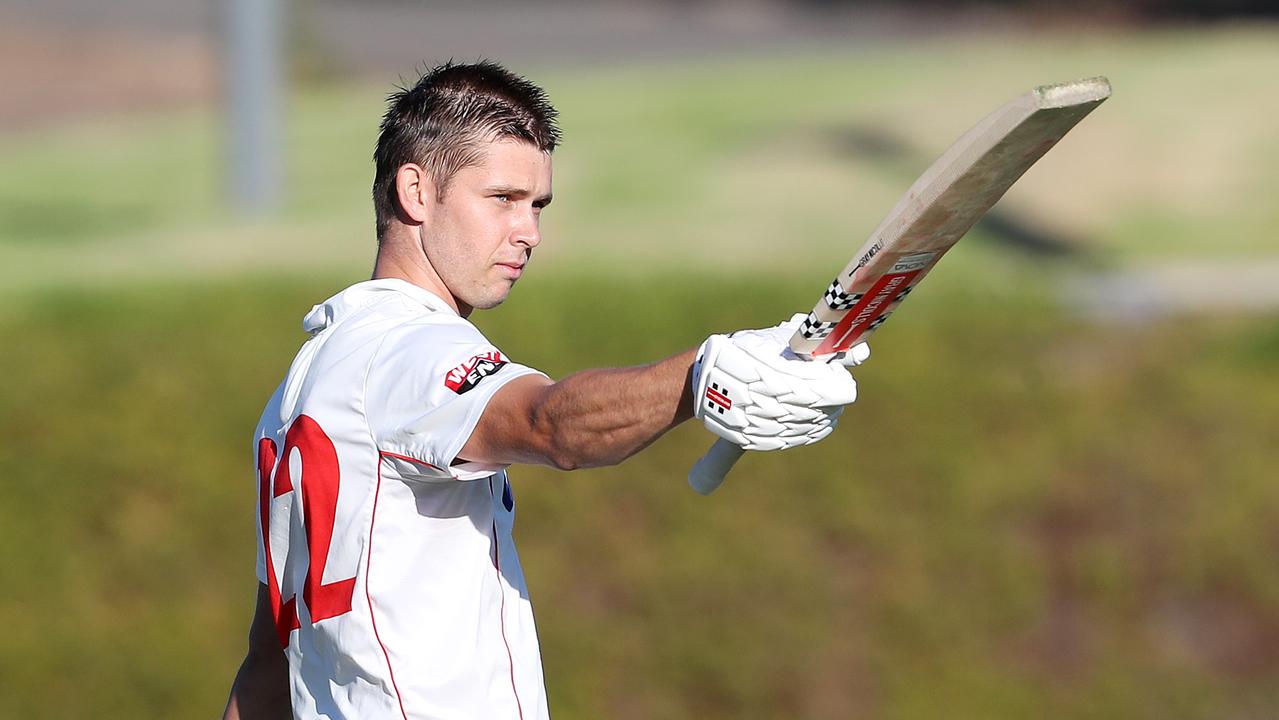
(691, 77), (1111, 495)
(794, 77), (1111, 358)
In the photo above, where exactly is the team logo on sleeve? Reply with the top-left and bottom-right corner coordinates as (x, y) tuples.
(445, 351), (508, 394)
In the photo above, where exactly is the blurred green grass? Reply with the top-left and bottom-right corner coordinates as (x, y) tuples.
(2, 23), (1279, 720)
(2, 271), (1278, 719)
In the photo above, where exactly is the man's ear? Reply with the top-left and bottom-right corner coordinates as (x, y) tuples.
(394, 163), (434, 225)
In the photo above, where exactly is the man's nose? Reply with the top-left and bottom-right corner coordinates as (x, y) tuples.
(512, 211), (541, 248)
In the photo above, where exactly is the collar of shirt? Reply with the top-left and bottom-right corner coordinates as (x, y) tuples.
(303, 278), (456, 335)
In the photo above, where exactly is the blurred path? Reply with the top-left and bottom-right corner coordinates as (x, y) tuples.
(0, 0), (1010, 127)
(306, 1), (993, 77)
(1066, 260), (1279, 320)
(0, 20), (213, 127)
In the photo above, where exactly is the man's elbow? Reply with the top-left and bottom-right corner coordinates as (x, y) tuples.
(535, 423), (582, 472)
(546, 450), (581, 472)
(527, 397), (584, 471)
(540, 426), (620, 472)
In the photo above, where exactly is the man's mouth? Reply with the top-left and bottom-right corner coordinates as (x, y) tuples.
(496, 261), (525, 279)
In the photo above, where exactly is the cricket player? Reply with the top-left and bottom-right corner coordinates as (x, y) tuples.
(222, 61), (866, 720)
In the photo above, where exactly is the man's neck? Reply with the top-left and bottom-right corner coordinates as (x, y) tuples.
(371, 231), (470, 317)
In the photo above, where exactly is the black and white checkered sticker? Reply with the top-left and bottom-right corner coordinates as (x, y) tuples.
(823, 280), (862, 311)
(798, 313), (837, 340)
(866, 313), (890, 331)
(894, 285), (914, 303)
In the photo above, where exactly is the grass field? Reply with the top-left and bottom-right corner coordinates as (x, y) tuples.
(2, 24), (1278, 719)
(2, 271), (1278, 718)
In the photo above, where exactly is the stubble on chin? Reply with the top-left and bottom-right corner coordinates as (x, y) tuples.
(462, 278), (514, 312)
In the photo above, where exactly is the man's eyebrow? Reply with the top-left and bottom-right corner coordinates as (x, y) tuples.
(485, 185), (553, 206)
(485, 184), (524, 195)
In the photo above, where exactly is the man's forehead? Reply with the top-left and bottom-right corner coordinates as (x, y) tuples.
(472, 138), (551, 169)
(457, 139), (552, 186)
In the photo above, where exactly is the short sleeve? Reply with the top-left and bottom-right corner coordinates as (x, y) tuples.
(365, 317), (546, 481)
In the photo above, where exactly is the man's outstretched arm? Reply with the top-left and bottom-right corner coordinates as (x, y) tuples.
(222, 583), (291, 720)
(460, 348), (698, 471)
(461, 318), (862, 472)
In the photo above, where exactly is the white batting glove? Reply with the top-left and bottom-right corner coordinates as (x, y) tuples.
(730, 313), (871, 368)
(691, 315), (867, 451)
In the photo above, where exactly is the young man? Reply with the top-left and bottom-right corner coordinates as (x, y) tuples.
(223, 61), (866, 720)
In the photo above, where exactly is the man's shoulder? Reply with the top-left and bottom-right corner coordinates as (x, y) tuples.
(313, 283), (482, 354)
(365, 309), (500, 392)
(378, 309), (489, 353)
(307, 278), (467, 333)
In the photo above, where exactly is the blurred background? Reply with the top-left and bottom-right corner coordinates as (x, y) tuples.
(2, 1), (1277, 717)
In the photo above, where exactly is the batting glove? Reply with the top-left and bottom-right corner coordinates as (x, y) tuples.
(692, 315), (867, 451)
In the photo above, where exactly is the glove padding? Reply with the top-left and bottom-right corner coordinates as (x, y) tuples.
(692, 314), (867, 451)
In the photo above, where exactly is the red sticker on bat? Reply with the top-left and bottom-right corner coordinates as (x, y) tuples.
(814, 268), (926, 356)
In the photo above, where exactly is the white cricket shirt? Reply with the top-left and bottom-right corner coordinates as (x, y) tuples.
(253, 279), (550, 719)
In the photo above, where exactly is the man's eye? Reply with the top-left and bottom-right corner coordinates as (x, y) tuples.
(494, 194), (510, 203)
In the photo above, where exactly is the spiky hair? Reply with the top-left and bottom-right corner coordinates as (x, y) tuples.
(372, 60), (561, 240)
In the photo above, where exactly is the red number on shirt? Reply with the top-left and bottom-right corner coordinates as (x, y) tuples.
(256, 436), (296, 647)
(257, 415), (357, 648)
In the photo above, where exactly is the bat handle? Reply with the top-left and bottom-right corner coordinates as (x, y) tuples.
(688, 439), (746, 495)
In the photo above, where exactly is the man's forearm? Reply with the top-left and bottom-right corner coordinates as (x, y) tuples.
(526, 348), (697, 469)
(222, 652), (291, 720)
(223, 584), (292, 720)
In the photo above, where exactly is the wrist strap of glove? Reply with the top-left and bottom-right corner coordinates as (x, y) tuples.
(691, 334), (728, 420)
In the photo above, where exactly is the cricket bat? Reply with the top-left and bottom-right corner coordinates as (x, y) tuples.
(689, 77), (1111, 495)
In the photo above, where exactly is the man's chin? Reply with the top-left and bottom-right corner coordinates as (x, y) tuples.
(467, 288), (513, 312)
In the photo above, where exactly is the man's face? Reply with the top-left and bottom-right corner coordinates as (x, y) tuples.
(421, 138), (553, 315)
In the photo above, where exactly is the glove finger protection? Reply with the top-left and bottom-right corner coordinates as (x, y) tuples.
(693, 319), (860, 450)
(734, 345), (858, 409)
(728, 313), (870, 369)
(723, 312), (808, 350)
(703, 422), (840, 452)
(834, 341), (871, 367)
(729, 318), (860, 406)
(741, 411), (840, 451)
